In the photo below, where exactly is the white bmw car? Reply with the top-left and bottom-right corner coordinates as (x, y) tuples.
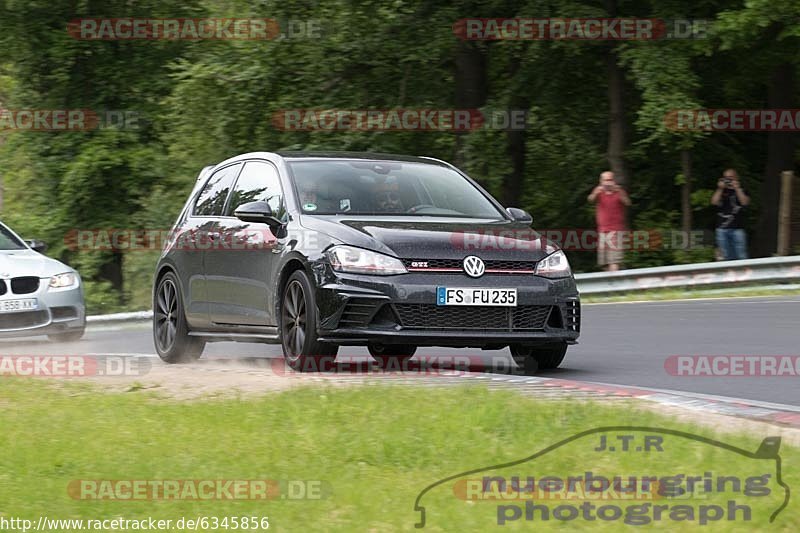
(0, 221), (85, 341)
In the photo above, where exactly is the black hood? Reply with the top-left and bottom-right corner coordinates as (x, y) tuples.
(299, 215), (558, 261)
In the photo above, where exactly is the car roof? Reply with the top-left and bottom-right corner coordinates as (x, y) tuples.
(210, 151), (451, 167)
(275, 151), (450, 166)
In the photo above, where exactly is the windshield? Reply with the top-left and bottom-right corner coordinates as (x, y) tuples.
(288, 160), (505, 218)
(0, 224), (26, 250)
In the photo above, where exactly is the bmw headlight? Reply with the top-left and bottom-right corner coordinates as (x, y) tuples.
(326, 245), (407, 275)
(534, 250), (572, 279)
(49, 272), (79, 290)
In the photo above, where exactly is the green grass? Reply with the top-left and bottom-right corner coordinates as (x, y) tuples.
(0, 380), (797, 531)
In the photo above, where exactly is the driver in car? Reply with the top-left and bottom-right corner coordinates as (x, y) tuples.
(373, 177), (404, 213)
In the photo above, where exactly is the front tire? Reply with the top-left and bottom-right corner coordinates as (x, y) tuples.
(280, 270), (338, 371)
(510, 343), (568, 374)
(48, 328), (85, 343)
(153, 272), (205, 363)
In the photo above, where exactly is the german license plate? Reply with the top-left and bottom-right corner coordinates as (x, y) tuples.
(436, 287), (517, 307)
(0, 299), (38, 313)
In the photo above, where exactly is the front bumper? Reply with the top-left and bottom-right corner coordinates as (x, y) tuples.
(0, 279), (85, 339)
(314, 268), (580, 348)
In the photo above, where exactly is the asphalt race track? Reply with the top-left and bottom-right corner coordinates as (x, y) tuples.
(1, 295), (797, 406)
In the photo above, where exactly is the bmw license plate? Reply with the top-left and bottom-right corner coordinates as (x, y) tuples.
(437, 287), (517, 307)
(0, 299), (38, 313)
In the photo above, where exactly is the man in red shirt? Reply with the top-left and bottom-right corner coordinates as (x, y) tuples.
(587, 171), (631, 271)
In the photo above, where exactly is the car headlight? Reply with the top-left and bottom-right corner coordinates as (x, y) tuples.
(49, 272), (79, 289)
(326, 245), (407, 275)
(534, 250), (572, 279)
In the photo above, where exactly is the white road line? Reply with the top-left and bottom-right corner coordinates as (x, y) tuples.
(85, 352), (159, 358)
(585, 296), (800, 307)
(578, 380), (800, 412)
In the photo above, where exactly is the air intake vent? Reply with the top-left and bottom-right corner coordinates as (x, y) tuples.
(338, 298), (382, 328)
(394, 304), (552, 331)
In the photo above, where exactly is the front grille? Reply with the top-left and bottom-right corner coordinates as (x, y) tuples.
(0, 280), (6, 295)
(394, 304), (551, 331)
(403, 258), (459, 269)
(0, 310), (49, 330)
(402, 258), (536, 273)
(485, 260), (537, 272)
(11, 277), (40, 294)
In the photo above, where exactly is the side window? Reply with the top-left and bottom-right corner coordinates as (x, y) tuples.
(193, 163), (242, 217)
(226, 161), (285, 218)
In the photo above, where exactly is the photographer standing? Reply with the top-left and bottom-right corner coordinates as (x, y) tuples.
(711, 168), (750, 260)
(588, 171), (631, 271)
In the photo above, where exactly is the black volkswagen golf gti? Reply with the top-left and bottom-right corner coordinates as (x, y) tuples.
(153, 152), (580, 373)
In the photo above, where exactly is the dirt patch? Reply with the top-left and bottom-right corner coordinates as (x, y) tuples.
(81, 357), (360, 399)
(15, 355), (800, 446)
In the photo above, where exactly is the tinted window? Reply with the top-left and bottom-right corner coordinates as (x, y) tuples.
(193, 163), (242, 216)
(287, 160), (503, 218)
(226, 161), (285, 218)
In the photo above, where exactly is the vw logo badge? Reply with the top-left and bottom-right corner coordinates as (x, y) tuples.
(463, 256), (485, 278)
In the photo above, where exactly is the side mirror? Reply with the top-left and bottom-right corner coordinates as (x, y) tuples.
(234, 201), (283, 228)
(506, 207), (533, 224)
(26, 239), (48, 253)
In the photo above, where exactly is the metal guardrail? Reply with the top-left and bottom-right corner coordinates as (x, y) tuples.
(86, 256), (800, 324)
(575, 255), (800, 295)
(87, 310), (152, 324)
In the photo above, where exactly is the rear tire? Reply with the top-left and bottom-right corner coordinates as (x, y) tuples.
(280, 270), (338, 372)
(153, 272), (205, 363)
(510, 343), (567, 374)
(368, 343), (416, 368)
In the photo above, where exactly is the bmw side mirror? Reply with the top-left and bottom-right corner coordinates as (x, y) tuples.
(506, 207), (533, 224)
(234, 201), (283, 228)
(26, 239), (48, 253)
